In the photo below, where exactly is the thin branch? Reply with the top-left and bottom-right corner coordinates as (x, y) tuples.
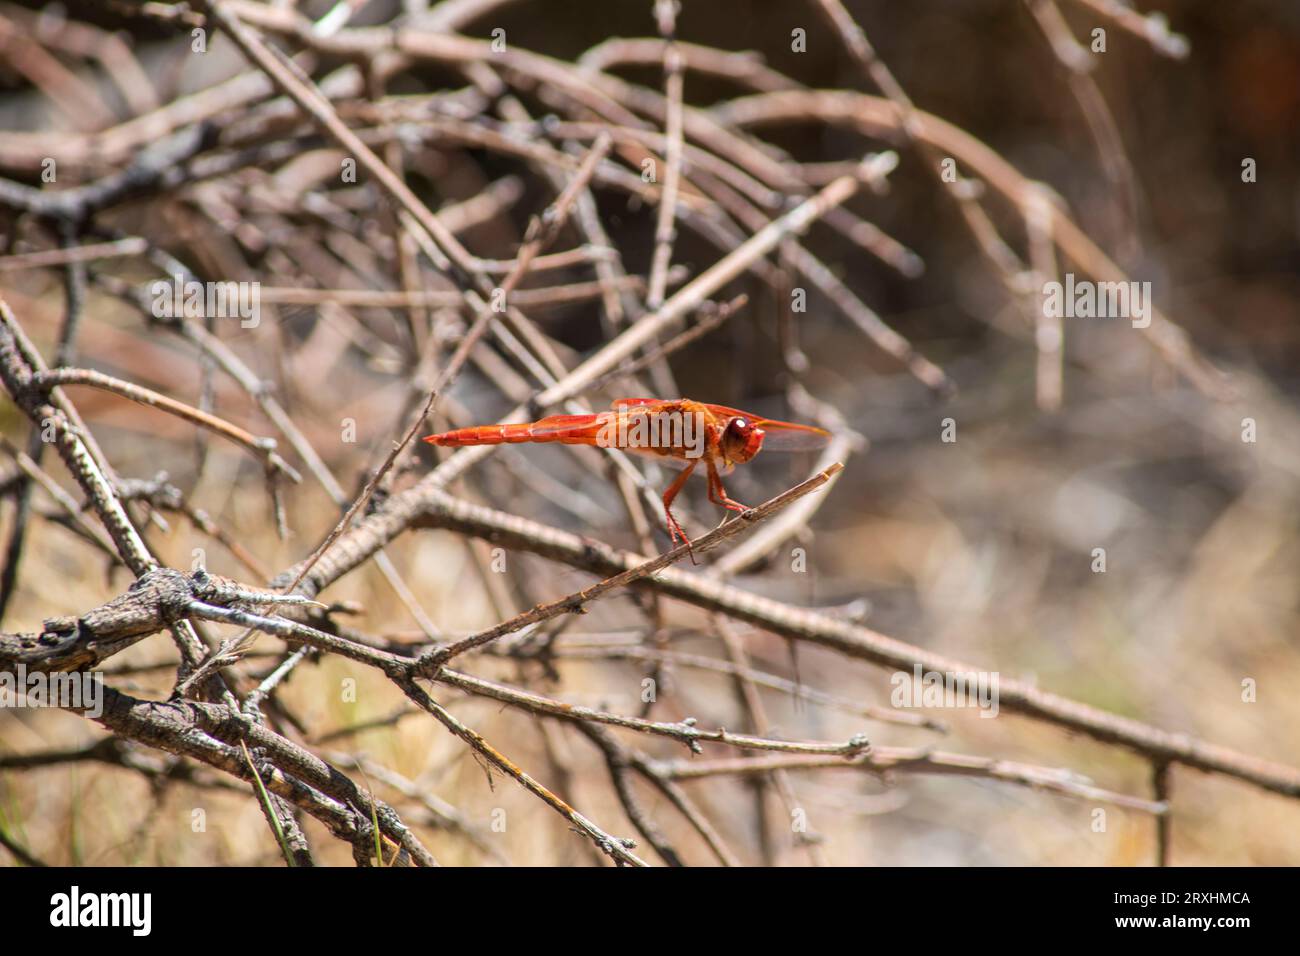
(436, 665), (871, 757)
(397, 677), (648, 866)
(657, 746), (1169, 814)
(417, 463), (844, 671)
(32, 368), (301, 483)
(645, 0), (685, 309)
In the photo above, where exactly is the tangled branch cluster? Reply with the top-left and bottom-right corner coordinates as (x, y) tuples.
(0, 0), (1295, 866)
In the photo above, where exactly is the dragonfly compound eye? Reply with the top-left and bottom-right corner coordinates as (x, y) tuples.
(726, 418), (764, 462)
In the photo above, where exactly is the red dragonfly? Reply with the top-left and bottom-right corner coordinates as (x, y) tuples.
(424, 398), (830, 548)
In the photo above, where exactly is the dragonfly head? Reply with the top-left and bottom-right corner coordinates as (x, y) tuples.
(722, 416), (765, 464)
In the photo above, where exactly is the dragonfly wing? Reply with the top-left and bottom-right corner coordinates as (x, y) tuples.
(526, 412), (611, 443)
(701, 402), (753, 421)
(753, 419), (832, 452)
(609, 397), (671, 412)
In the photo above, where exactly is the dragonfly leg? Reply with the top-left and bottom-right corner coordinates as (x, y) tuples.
(706, 460), (749, 513)
(661, 461), (697, 551)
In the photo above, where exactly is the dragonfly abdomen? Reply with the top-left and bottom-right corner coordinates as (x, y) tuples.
(423, 424), (538, 446)
(424, 415), (606, 447)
